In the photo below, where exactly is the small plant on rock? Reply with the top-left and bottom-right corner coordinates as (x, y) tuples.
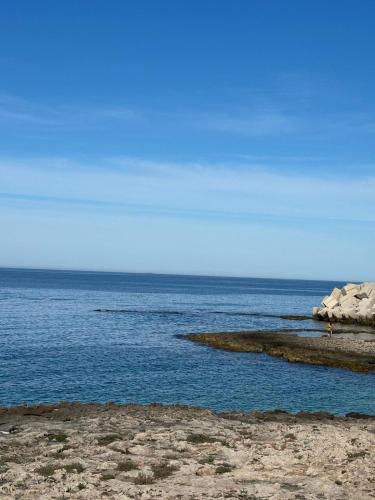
(101, 472), (116, 481)
(35, 464), (59, 477)
(215, 463), (234, 474)
(117, 459), (138, 472)
(151, 462), (179, 480)
(198, 454), (215, 465)
(134, 472), (154, 484)
(97, 434), (122, 446)
(47, 432), (68, 443)
(187, 433), (217, 444)
(63, 462), (85, 474)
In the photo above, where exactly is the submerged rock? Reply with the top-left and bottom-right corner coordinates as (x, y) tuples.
(313, 282), (375, 325)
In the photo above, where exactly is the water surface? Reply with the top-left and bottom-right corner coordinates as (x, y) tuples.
(0, 268), (374, 414)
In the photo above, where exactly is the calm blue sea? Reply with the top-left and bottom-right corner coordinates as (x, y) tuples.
(0, 268), (374, 414)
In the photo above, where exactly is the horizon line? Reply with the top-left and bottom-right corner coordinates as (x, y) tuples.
(0, 265), (351, 284)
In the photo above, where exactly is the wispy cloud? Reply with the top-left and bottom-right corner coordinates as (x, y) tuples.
(0, 108), (55, 124)
(0, 92), (141, 128)
(0, 93), (59, 124)
(1, 83), (375, 141)
(315, 112), (375, 137)
(186, 71), (375, 138)
(195, 109), (296, 136)
(1, 156), (374, 225)
(191, 107), (375, 139)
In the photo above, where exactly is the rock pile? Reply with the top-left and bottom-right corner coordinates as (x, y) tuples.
(313, 282), (375, 325)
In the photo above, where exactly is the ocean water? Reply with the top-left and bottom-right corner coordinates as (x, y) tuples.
(0, 268), (374, 414)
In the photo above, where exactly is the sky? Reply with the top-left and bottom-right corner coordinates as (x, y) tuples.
(0, 1), (374, 281)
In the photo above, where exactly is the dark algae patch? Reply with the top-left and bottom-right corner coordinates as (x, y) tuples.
(47, 432), (68, 443)
(279, 314), (311, 321)
(184, 331), (375, 372)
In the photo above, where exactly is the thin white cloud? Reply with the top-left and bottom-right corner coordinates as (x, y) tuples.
(1, 87), (375, 140)
(191, 108), (375, 138)
(186, 71), (375, 138)
(1, 156), (374, 224)
(0, 93), (59, 124)
(234, 154), (327, 163)
(196, 109), (296, 136)
(0, 92), (141, 128)
(0, 108), (56, 124)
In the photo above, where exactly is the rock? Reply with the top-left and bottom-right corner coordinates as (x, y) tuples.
(340, 288), (360, 301)
(334, 309), (343, 321)
(322, 296), (339, 309)
(331, 287), (342, 300)
(358, 298), (375, 312)
(174, 441), (189, 452)
(360, 283), (375, 297)
(341, 308), (355, 320)
(321, 295), (329, 307)
(340, 296), (359, 309)
(317, 307), (329, 319)
(196, 465), (215, 476)
(346, 310), (359, 321)
(313, 282), (375, 326)
(341, 283), (359, 295)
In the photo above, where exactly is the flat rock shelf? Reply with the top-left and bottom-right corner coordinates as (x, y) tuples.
(0, 403), (374, 499)
(184, 331), (375, 372)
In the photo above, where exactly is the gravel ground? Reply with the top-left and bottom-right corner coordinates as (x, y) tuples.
(0, 403), (374, 499)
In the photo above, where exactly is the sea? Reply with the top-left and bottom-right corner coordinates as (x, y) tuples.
(0, 268), (374, 414)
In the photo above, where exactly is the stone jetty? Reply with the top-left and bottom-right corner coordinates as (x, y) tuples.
(313, 282), (375, 326)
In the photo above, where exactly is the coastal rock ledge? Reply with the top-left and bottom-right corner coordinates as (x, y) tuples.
(313, 282), (375, 325)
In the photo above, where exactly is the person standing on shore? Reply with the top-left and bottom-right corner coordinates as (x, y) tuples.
(326, 322), (334, 338)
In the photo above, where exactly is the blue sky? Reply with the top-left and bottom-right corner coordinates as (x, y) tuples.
(0, 1), (374, 280)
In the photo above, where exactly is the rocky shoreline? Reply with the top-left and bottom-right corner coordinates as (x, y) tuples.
(0, 402), (374, 499)
(184, 330), (375, 372)
(313, 282), (375, 326)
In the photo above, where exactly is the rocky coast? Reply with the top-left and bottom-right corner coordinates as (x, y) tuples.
(0, 403), (374, 499)
(313, 282), (375, 326)
(184, 330), (375, 372)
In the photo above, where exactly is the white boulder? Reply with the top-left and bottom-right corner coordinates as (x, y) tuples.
(341, 283), (359, 295)
(359, 282), (375, 298)
(331, 287), (342, 300)
(340, 288), (359, 301)
(321, 295), (339, 309)
(313, 282), (375, 325)
(340, 296), (359, 309)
